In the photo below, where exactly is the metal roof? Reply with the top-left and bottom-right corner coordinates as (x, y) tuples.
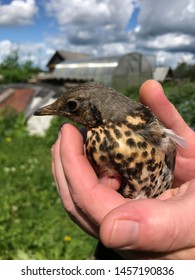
(46, 50), (90, 68)
(51, 52), (153, 90)
(153, 67), (173, 82)
(52, 56), (119, 85)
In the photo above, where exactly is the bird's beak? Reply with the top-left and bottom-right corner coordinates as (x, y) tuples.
(34, 103), (57, 116)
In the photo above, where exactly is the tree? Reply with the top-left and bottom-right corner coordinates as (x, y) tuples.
(1, 50), (20, 70)
(0, 50), (40, 84)
(174, 62), (195, 81)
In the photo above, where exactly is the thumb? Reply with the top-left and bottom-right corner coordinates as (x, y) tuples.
(139, 79), (194, 139)
(100, 181), (195, 252)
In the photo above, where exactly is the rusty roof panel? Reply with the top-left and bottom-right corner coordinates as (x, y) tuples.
(0, 88), (35, 113)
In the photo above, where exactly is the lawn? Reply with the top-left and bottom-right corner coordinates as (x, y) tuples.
(0, 111), (96, 259)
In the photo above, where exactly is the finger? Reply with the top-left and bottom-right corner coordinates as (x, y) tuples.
(139, 80), (194, 140)
(51, 132), (70, 202)
(51, 130), (98, 237)
(100, 179), (195, 252)
(60, 124), (125, 224)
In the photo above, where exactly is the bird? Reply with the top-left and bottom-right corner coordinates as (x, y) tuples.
(34, 82), (185, 199)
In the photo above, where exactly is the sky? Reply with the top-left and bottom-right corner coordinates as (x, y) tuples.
(0, 0), (195, 69)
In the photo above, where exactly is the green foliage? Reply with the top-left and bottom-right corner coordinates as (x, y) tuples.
(0, 50), (40, 84)
(163, 82), (195, 128)
(0, 107), (28, 138)
(1, 50), (20, 69)
(123, 85), (140, 100)
(0, 110), (96, 260)
(173, 62), (195, 81)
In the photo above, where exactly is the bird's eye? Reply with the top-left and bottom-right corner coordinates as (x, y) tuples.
(67, 100), (79, 112)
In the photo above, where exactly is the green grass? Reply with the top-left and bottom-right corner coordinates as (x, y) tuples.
(163, 82), (195, 128)
(0, 113), (96, 260)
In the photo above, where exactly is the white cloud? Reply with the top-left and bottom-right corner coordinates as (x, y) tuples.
(0, 40), (51, 69)
(137, 0), (195, 37)
(0, 0), (38, 26)
(180, 53), (195, 64)
(44, 0), (195, 68)
(46, 0), (110, 27)
(100, 41), (136, 57)
(45, 0), (133, 29)
(130, 0), (195, 67)
(17, 42), (55, 68)
(0, 40), (16, 62)
(1, 1), (195, 70)
(156, 51), (195, 68)
(145, 33), (194, 50)
(45, 0), (134, 48)
(187, 0), (195, 13)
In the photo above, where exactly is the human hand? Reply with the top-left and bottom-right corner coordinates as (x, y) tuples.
(51, 80), (195, 259)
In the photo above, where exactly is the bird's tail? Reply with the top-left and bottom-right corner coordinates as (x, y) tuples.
(163, 128), (187, 148)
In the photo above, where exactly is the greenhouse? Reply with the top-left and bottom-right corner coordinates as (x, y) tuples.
(51, 52), (153, 91)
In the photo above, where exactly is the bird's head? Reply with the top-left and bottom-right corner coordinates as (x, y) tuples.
(34, 82), (108, 128)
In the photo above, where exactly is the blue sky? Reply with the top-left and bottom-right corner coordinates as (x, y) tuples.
(125, 1), (140, 31)
(1, 3), (136, 43)
(0, 0), (195, 69)
(0, 1), (57, 42)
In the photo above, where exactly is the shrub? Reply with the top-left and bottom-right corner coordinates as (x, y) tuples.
(0, 50), (40, 84)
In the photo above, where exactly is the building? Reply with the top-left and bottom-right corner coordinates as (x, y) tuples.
(153, 67), (173, 82)
(47, 50), (90, 71)
(49, 52), (154, 91)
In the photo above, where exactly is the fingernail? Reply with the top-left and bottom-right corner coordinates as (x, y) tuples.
(110, 220), (139, 248)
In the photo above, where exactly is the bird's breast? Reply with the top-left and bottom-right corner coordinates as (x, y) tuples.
(85, 121), (164, 175)
(85, 121), (175, 198)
